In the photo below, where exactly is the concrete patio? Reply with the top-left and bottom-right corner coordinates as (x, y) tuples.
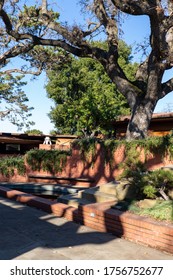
(0, 196), (173, 260)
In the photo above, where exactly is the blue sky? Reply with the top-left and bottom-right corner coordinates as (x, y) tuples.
(1, 0), (173, 134)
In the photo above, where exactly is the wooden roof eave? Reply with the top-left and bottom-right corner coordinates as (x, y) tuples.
(0, 137), (42, 145)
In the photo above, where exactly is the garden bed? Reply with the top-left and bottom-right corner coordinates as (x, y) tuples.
(112, 199), (173, 223)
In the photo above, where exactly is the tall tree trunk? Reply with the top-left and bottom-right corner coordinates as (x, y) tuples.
(125, 57), (163, 140)
(126, 98), (157, 140)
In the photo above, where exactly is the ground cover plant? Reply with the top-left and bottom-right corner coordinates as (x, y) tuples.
(127, 200), (173, 222)
(0, 156), (26, 177)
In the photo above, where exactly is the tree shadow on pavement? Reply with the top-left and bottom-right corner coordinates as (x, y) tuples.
(0, 197), (120, 260)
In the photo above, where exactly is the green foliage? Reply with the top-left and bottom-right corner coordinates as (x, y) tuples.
(143, 185), (157, 199)
(120, 140), (145, 173)
(72, 132), (173, 172)
(25, 149), (71, 174)
(0, 74), (34, 129)
(116, 133), (173, 199)
(144, 169), (173, 198)
(143, 135), (173, 159)
(120, 168), (173, 200)
(72, 138), (100, 166)
(129, 200), (173, 222)
(73, 133), (173, 200)
(46, 40), (137, 136)
(118, 133), (173, 178)
(0, 156), (26, 177)
(18, 5), (59, 35)
(102, 139), (124, 167)
(118, 41), (138, 81)
(24, 129), (43, 135)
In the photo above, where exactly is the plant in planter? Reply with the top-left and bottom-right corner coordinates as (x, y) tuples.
(143, 169), (173, 200)
(0, 156), (26, 177)
(120, 168), (173, 201)
(25, 149), (71, 174)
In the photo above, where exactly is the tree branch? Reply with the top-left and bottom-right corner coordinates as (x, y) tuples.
(0, 109), (10, 119)
(42, 0), (47, 14)
(111, 0), (157, 15)
(83, 22), (102, 37)
(0, 66), (43, 76)
(94, 0), (118, 47)
(161, 77), (173, 98)
(0, 43), (34, 64)
(0, 8), (13, 31)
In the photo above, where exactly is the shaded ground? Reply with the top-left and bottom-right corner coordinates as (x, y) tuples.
(0, 197), (173, 260)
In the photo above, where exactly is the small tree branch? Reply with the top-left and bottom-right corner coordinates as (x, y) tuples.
(0, 66), (43, 76)
(0, 109), (10, 119)
(83, 22), (102, 37)
(161, 77), (173, 98)
(42, 0), (48, 14)
(159, 188), (170, 200)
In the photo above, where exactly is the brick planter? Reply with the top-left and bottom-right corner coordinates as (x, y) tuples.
(0, 186), (172, 255)
(77, 202), (173, 254)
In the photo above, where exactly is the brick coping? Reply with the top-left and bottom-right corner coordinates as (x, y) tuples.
(0, 186), (173, 255)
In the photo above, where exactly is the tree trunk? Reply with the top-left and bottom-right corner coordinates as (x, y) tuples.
(126, 98), (157, 140)
(159, 188), (170, 201)
(125, 58), (163, 141)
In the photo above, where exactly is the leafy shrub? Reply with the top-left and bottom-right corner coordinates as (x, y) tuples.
(0, 156), (26, 177)
(143, 185), (157, 199)
(120, 169), (173, 200)
(25, 149), (71, 174)
(143, 169), (173, 199)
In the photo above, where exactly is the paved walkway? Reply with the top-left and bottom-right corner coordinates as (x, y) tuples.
(0, 197), (173, 260)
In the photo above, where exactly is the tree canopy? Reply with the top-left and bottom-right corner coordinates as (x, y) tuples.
(24, 129), (43, 135)
(0, 74), (34, 129)
(46, 41), (137, 136)
(1, 1), (173, 139)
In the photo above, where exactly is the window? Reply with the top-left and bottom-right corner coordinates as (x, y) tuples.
(6, 144), (20, 152)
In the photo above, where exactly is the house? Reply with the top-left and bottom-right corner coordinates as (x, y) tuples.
(0, 132), (77, 155)
(113, 112), (173, 138)
(0, 112), (172, 155)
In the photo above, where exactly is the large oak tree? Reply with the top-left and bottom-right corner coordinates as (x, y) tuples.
(1, 0), (173, 139)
